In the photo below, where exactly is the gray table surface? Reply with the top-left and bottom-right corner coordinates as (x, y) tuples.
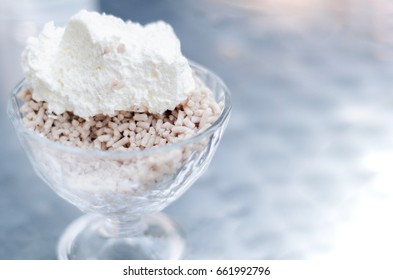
(1, 0), (393, 259)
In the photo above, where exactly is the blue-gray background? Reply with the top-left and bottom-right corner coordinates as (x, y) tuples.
(1, 0), (393, 259)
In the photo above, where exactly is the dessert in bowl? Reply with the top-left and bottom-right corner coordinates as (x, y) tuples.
(8, 10), (231, 260)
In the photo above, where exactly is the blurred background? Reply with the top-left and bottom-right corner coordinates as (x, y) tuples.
(1, 0), (393, 259)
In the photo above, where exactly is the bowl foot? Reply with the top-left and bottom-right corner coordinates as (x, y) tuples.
(57, 212), (185, 260)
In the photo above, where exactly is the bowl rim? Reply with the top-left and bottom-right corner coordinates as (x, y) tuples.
(7, 60), (232, 158)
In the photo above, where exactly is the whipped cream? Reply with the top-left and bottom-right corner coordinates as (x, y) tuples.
(22, 10), (195, 118)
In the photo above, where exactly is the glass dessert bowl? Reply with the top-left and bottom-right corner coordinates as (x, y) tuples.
(8, 62), (231, 260)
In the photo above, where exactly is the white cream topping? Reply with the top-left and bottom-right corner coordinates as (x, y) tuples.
(22, 10), (195, 118)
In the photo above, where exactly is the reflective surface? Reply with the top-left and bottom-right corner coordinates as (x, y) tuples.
(1, 0), (393, 259)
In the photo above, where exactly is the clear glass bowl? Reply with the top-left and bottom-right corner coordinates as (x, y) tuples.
(7, 61), (231, 260)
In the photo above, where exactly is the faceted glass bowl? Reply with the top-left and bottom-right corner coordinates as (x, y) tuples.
(7, 62), (231, 260)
